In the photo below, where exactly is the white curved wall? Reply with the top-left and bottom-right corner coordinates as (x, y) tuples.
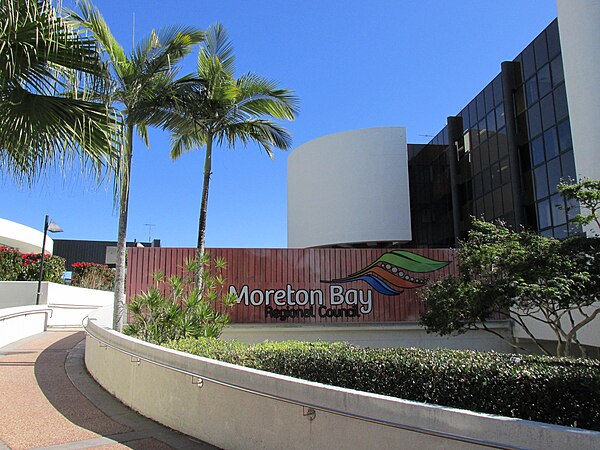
(0, 218), (53, 254)
(556, 0), (600, 234)
(288, 127), (411, 248)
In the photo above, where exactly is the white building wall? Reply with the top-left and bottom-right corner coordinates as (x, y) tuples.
(556, 0), (600, 234)
(0, 218), (53, 254)
(288, 127), (411, 248)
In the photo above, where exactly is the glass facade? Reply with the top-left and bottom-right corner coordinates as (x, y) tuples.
(408, 19), (581, 247)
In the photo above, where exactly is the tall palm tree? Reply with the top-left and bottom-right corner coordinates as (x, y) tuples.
(166, 24), (298, 283)
(0, 0), (119, 182)
(72, 0), (204, 331)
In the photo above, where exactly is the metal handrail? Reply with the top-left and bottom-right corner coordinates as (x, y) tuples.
(82, 318), (525, 450)
(0, 308), (52, 322)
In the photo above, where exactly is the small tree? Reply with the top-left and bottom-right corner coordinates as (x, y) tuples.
(558, 178), (600, 234)
(420, 219), (600, 357)
(124, 255), (237, 344)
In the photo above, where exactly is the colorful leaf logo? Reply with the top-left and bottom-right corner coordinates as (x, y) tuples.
(322, 250), (449, 296)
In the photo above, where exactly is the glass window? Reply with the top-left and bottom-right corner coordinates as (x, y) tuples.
(561, 151), (577, 181)
(566, 197), (581, 222)
(488, 136), (499, 162)
(550, 194), (567, 226)
(541, 228), (554, 238)
(525, 76), (539, 105)
(546, 21), (561, 58)
(478, 118), (487, 142)
(499, 157), (510, 185)
(468, 100), (478, 127)
(493, 75), (503, 106)
(554, 84), (569, 121)
(473, 173), (483, 198)
(486, 110), (496, 132)
(482, 167), (492, 193)
(481, 141), (491, 167)
(521, 45), (536, 79)
(484, 193), (494, 218)
(538, 199), (552, 229)
(550, 56), (564, 87)
(535, 165), (549, 198)
(544, 127), (559, 161)
(534, 33), (549, 68)
(493, 188), (504, 218)
(538, 64), (552, 98)
(502, 183), (513, 212)
(547, 156), (561, 195)
(528, 103), (543, 138)
(491, 162), (502, 189)
(497, 134), (508, 160)
(558, 120), (573, 152)
(531, 135), (545, 166)
(554, 224), (569, 239)
(485, 85), (494, 113)
(495, 105), (506, 129)
(540, 93), (556, 131)
(476, 94), (486, 120)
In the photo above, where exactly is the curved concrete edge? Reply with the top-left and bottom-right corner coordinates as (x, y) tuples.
(84, 314), (600, 450)
(0, 305), (51, 348)
(0, 217), (53, 254)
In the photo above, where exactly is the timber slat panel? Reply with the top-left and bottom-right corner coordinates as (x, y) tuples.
(126, 247), (457, 324)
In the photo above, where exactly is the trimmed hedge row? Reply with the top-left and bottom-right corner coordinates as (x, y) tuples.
(167, 338), (600, 431)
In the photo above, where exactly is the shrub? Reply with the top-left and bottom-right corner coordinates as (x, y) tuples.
(71, 262), (115, 291)
(167, 339), (600, 431)
(124, 255), (237, 344)
(19, 253), (65, 283)
(0, 246), (23, 281)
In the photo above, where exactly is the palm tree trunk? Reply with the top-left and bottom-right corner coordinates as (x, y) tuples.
(113, 124), (133, 331)
(196, 135), (213, 288)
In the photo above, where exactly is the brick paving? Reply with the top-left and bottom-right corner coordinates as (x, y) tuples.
(0, 331), (217, 450)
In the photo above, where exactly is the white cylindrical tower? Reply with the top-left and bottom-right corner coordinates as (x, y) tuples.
(287, 127), (411, 248)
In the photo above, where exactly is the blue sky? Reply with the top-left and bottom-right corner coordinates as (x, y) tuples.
(2, 1), (557, 248)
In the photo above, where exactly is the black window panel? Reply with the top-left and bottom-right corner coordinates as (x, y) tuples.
(516, 112), (529, 143)
(534, 32), (549, 68)
(476, 94), (486, 120)
(538, 64), (552, 98)
(502, 183), (513, 212)
(472, 145), (481, 174)
(524, 203), (538, 230)
(468, 100), (478, 127)
(484, 192), (494, 218)
(497, 130), (508, 160)
(493, 188), (504, 218)
(493, 75), (503, 106)
(528, 103), (543, 138)
(471, 126), (480, 148)
(499, 157), (511, 185)
(546, 20), (561, 58)
(538, 199), (552, 229)
(544, 126), (559, 161)
(525, 76), (539, 105)
(479, 119), (488, 143)
(554, 224), (569, 239)
(531, 136), (545, 166)
(481, 140), (491, 168)
(541, 228), (554, 238)
(495, 105), (506, 129)
(485, 85), (494, 113)
(460, 109), (469, 133)
(554, 84), (569, 120)
(550, 56), (564, 87)
(514, 86), (526, 114)
(489, 135), (500, 162)
(482, 167), (492, 193)
(491, 162), (501, 190)
(522, 45), (536, 79)
(550, 194), (567, 226)
(561, 151), (577, 181)
(519, 144), (532, 171)
(547, 156), (561, 195)
(486, 110), (496, 132)
(535, 165), (549, 199)
(540, 93), (556, 131)
(558, 120), (573, 152)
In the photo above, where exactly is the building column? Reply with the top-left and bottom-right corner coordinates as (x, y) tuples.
(500, 61), (524, 228)
(446, 116), (462, 245)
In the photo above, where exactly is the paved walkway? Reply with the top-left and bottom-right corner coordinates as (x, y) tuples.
(0, 331), (218, 450)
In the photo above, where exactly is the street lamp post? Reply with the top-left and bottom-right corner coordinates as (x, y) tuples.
(36, 215), (63, 305)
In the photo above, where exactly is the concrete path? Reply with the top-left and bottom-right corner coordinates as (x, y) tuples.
(0, 331), (218, 450)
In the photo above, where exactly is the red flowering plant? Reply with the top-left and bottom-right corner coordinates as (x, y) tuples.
(0, 246), (23, 280)
(0, 246), (65, 282)
(71, 262), (115, 291)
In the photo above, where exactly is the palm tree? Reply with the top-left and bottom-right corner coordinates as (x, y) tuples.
(0, 0), (119, 182)
(166, 24), (298, 284)
(72, 0), (204, 331)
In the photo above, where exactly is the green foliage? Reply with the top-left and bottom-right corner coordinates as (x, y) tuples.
(167, 338), (600, 431)
(0, 246), (65, 282)
(420, 219), (600, 357)
(558, 178), (600, 233)
(124, 255), (237, 344)
(71, 262), (115, 291)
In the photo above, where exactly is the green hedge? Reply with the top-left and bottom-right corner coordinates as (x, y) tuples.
(167, 339), (600, 431)
(0, 246), (65, 283)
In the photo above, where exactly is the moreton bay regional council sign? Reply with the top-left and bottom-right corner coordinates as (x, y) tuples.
(126, 248), (457, 324)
